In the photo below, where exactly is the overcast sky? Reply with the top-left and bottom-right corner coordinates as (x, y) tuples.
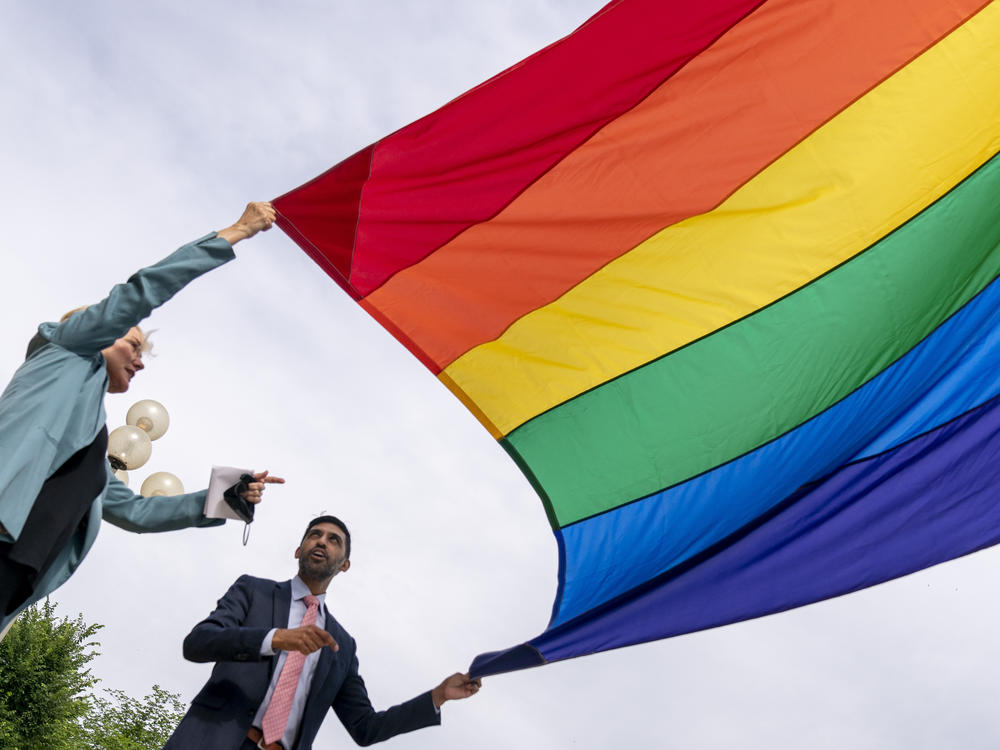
(2, 2), (1000, 748)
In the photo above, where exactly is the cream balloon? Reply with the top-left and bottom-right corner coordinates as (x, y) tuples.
(107, 425), (152, 470)
(140, 471), (184, 497)
(126, 399), (170, 440)
(113, 468), (129, 487)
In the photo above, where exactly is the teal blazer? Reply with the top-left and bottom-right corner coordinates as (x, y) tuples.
(0, 233), (236, 628)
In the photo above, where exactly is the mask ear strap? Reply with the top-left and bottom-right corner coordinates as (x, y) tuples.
(242, 522), (251, 546)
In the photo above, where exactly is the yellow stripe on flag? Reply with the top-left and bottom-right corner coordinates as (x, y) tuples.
(442, 2), (1000, 438)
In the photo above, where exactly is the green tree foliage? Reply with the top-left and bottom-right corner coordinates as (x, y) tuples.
(0, 601), (187, 750)
(0, 599), (100, 748)
(80, 686), (187, 750)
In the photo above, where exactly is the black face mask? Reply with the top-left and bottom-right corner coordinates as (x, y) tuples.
(224, 473), (256, 545)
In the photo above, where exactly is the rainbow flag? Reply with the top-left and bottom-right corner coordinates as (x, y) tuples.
(275, 0), (1000, 677)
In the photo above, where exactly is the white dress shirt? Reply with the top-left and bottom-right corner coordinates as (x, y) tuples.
(253, 576), (328, 749)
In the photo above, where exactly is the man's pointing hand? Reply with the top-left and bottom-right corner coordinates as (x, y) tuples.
(273, 625), (338, 655)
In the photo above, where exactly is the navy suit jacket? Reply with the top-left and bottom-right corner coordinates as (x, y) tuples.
(164, 575), (440, 749)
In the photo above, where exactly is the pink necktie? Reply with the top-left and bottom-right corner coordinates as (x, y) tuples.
(261, 594), (319, 744)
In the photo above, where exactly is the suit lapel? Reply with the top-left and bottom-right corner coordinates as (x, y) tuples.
(268, 580), (293, 680)
(300, 608), (339, 729)
(273, 580), (292, 629)
(311, 609), (338, 693)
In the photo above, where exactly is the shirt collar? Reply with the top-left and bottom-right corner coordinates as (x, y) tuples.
(291, 576), (327, 615)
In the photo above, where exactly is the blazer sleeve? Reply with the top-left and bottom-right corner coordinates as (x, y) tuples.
(183, 575), (272, 664)
(101, 468), (224, 533)
(332, 643), (441, 747)
(40, 233), (236, 355)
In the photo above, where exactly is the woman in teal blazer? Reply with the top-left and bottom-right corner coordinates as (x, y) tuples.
(0, 202), (281, 629)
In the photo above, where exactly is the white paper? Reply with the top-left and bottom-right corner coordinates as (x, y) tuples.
(204, 465), (253, 520)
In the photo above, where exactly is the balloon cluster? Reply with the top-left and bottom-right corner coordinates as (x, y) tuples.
(107, 399), (184, 496)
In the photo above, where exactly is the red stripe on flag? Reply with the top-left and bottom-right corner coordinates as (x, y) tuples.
(276, 0), (766, 297)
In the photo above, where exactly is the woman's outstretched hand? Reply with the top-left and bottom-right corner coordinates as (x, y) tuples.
(242, 470), (285, 504)
(217, 202), (277, 246)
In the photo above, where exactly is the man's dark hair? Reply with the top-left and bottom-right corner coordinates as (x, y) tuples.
(302, 515), (351, 559)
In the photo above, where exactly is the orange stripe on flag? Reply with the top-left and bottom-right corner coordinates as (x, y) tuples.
(363, 0), (987, 373)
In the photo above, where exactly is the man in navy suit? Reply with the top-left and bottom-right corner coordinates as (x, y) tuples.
(164, 515), (480, 749)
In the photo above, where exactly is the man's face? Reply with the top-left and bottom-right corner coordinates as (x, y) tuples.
(295, 522), (350, 581)
(101, 327), (145, 394)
